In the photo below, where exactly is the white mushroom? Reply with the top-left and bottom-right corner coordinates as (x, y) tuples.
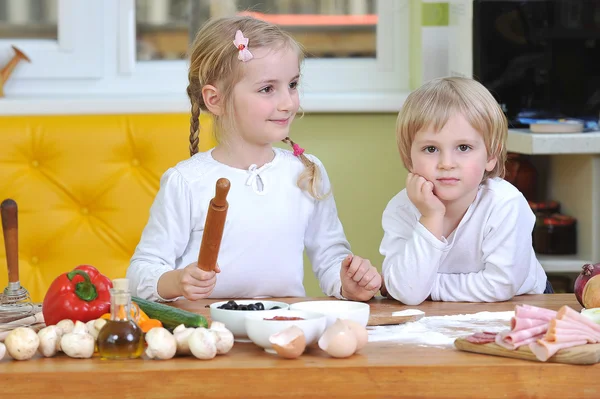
(86, 318), (107, 341)
(173, 324), (194, 355)
(5, 327), (40, 360)
(56, 319), (75, 334)
(210, 321), (234, 355)
(60, 321), (95, 359)
(188, 328), (217, 360)
(0, 342), (6, 360)
(145, 327), (177, 360)
(37, 325), (63, 357)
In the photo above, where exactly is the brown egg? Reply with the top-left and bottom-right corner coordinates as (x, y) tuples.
(340, 319), (368, 351)
(318, 319), (357, 358)
(269, 325), (306, 359)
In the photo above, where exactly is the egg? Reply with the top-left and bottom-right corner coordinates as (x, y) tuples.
(318, 318), (357, 358)
(340, 319), (368, 351)
(269, 325), (306, 359)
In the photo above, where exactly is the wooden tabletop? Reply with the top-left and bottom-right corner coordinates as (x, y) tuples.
(1, 294), (597, 398)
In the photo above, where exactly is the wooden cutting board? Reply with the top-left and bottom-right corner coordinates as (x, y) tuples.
(454, 337), (600, 365)
(368, 312), (424, 326)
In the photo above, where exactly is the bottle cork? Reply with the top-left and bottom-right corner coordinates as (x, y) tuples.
(112, 278), (129, 292)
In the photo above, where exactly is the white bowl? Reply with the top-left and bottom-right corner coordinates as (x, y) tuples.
(245, 309), (327, 353)
(209, 300), (290, 341)
(289, 300), (370, 327)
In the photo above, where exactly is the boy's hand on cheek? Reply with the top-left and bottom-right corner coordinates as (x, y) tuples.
(406, 173), (446, 239)
(340, 255), (382, 302)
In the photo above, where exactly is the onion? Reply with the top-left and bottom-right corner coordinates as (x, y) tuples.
(574, 263), (600, 306)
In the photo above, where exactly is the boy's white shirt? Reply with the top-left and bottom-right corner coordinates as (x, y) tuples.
(127, 148), (350, 302)
(380, 177), (547, 305)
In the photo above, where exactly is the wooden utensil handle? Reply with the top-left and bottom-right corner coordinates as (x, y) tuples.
(198, 178), (230, 272)
(1, 199), (19, 283)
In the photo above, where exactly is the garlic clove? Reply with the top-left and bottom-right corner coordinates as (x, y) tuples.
(340, 319), (368, 351)
(188, 328), (217, 360)
(269, 325), (306, 359)
(5, 327), (40, 360)
(318, 319), (357, 358)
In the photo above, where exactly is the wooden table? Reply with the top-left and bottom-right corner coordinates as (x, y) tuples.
(1, 294), (597, 398)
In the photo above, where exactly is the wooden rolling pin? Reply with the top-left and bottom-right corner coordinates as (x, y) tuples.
(197, 178), (231, 272)
(1, 199), (19, 285)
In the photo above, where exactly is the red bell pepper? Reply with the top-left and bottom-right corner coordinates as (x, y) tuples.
(42, 265), (113, 326)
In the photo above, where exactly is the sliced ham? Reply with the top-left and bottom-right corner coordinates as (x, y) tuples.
(495, 331), (544, 350)
(511, 317), (547, 332)
(515, 304), (557, 321)
(529, 339), (588, 362)
(557, 306), (600, 334)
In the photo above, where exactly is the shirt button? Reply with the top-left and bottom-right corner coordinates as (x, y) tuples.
(31, 256), (39, 265)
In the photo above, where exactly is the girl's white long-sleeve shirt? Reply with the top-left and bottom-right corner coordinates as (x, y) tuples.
(380, 178), (547, 305)
(127, 148), (350, 302)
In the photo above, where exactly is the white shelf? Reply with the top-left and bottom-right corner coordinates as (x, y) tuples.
(537, 254), (592, 273)
(507, 129), (600, 155)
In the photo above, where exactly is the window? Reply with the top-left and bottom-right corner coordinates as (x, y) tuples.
(0, 0), (409, 113)
(0, 0), (103, 79)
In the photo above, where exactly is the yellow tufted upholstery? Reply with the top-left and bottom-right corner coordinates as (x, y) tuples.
(0, 113), (216, 302)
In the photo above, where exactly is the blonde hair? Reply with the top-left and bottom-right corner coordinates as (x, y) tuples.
(186, 15), (326, 200)
(396, 76), (507, 180)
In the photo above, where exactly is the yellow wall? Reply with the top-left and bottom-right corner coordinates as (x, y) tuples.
(287, 114), (406, 295)
(0, 112), (405, 300)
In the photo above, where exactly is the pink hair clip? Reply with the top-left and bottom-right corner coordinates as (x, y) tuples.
(292, 143), (305, 157)
(233, 30), (253, 62)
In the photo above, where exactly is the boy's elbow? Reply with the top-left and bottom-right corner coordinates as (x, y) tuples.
(383, 275), (428, 306)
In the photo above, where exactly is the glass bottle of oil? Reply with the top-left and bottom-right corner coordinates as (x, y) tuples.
(97, 278), (144, 359)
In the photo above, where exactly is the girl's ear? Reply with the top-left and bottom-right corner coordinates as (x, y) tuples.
(201, 84), (222, 116)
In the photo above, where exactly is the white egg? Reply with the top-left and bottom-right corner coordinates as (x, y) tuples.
(269, 325), (306, 359)
(318, 319), (357, 358)
(340, 319), (368, 351)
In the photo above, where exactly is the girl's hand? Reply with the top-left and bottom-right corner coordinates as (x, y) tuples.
(406, 173), (446, 218)
(340, 255), (382, 302)
(178, 262), (221, 301)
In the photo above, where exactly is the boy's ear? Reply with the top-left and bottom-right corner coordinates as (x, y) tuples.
(201, 85), (222, 116)
(485, 155), (498, 172)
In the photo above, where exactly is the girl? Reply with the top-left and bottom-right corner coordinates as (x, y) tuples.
(127, 16), (381, 302)
(380, 77), (549, 305)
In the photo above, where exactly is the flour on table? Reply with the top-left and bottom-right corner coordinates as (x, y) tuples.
(368, 311), (514, 348)
(392, 309), (425, 317)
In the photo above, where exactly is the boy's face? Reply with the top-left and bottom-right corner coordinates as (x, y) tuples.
(409, 113), (497, 205)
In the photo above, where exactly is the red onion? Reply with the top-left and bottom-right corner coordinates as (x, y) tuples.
(574, 263), (600, 306)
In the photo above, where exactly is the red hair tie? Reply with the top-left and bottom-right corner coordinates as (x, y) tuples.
(292, 143), (305, 157)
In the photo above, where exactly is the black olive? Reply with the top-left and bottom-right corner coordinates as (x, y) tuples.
(270, 306), (281, 310)
(246, 304), (256, 311)
(255, 302), (265, 310)
(238, 305), (248, 310)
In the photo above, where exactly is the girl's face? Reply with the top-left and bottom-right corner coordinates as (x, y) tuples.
(228, 46), (300, 147)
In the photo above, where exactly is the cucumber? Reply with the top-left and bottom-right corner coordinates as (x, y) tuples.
(132, 296), (208, 330)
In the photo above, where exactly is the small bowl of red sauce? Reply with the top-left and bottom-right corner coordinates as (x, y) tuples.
(245, 309), (327, 353)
